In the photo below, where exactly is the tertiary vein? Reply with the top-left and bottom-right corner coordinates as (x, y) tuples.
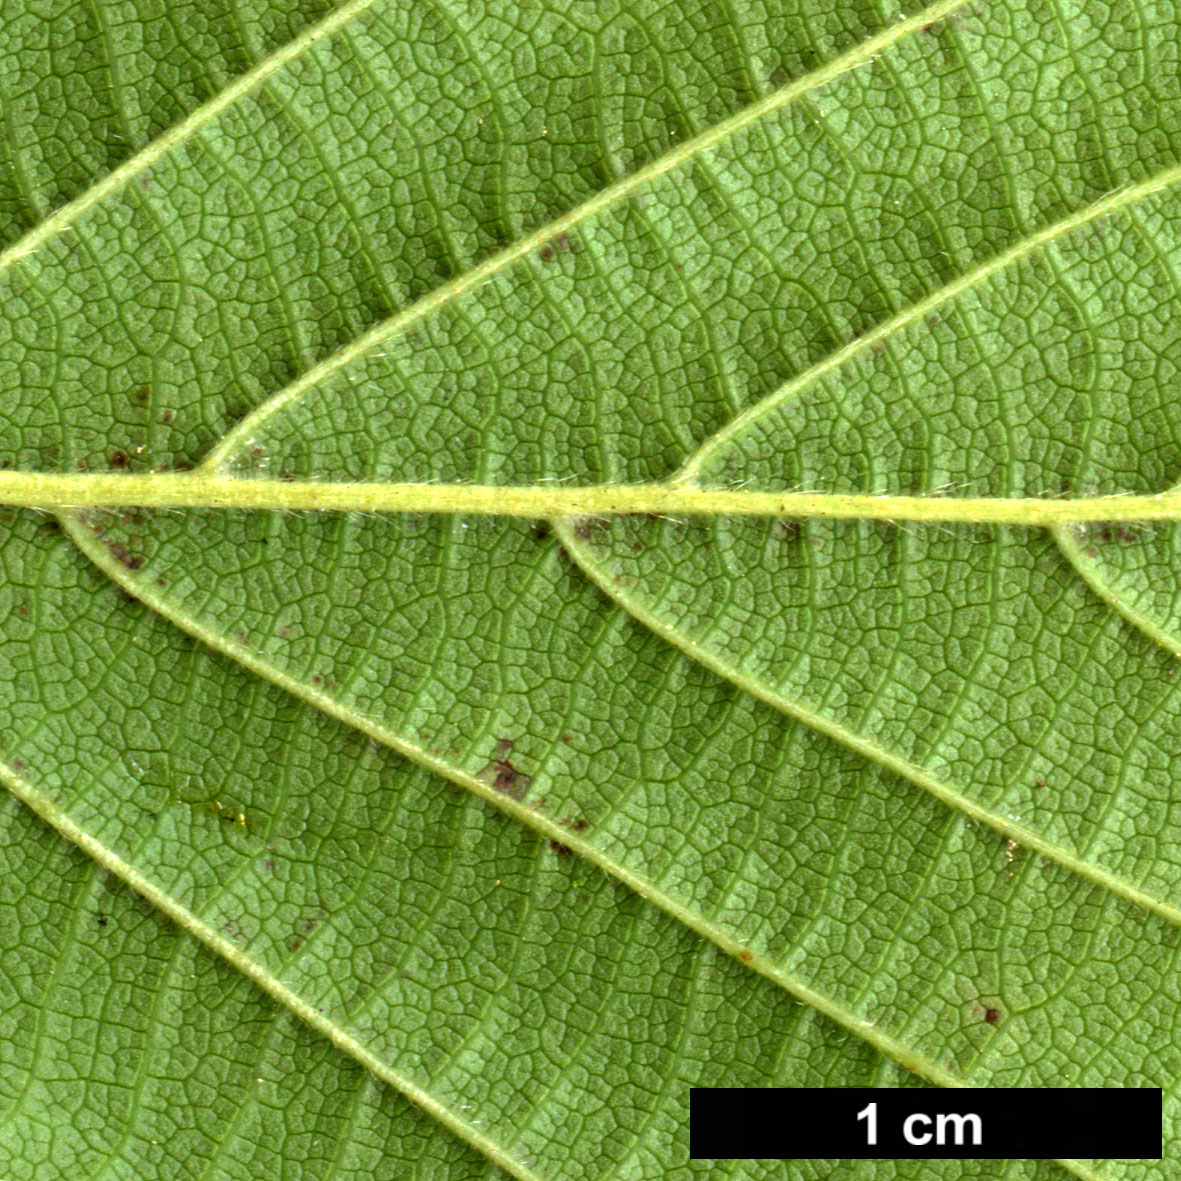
(56, 508), (982, 1094)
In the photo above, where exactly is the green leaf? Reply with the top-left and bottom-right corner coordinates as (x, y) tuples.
(0, 1), (1175, 1177)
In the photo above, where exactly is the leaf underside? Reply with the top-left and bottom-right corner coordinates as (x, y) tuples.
(0, 1), (1177, 1178)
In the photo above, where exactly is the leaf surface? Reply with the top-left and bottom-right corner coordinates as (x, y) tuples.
(0, 0), (1176, 1177)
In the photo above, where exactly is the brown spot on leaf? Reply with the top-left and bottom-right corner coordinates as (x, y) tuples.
(571, 516), (609, 543)
(548, 840), (573, 856)
(109, 450), (130, 469)
(538, 232), (578, 260)
(132, 384), (150, 405)
(984, 1007), (1001, 1024)
(738, 950), (753, 962)
(105, 541), (144, 570)
(1093, 521), (1139, 544)
(494, 761), (526, 796)
(477, 751), (531, 800)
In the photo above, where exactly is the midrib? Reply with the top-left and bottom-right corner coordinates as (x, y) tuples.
(1, 473), (1180, 521)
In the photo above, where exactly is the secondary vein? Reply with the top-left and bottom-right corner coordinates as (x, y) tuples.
(0, 0), (387, 278)
(554, 517), (1181, 933)
(680, 163), (1181, 479)
(200, 0), (969, 469)
(56, 509), (967, 1093)
(0, 762), (546, 1181)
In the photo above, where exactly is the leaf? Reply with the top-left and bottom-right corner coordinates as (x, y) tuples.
(0, 1), (1175, 1177)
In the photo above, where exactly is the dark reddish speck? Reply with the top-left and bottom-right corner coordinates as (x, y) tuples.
(105, 541), (144, 570)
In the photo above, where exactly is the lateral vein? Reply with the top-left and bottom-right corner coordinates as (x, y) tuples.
(200, 0), (969, 468)
(0, 763), (546, 1181)
(56, 509), (966, 1093)
(681, 163), (1181, 478)
(0, 0), (385, 277)
(555, 518), (1181, 932)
